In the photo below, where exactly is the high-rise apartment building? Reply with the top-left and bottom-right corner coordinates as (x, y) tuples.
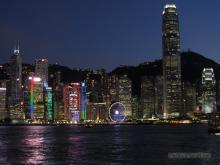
(162, 4), (182, 118)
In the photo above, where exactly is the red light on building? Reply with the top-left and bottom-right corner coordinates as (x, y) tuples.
(63, 83), (81, 122)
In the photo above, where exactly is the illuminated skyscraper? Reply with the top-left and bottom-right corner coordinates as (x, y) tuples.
(108, 74), (132, 120)
(216, 79), (220, 112)
(27, 75), (45, 121)
(35, 58), (49, 122)
(80, 82), (87, 120)
(162, 4), (182, 118)
(183, 82), (196, 115)
(118, 75), (132, 119)
(35, 58), (48, 83)
(202, 68), (216, 113)
(0, 81), (7, 121)
(8, 45), (24, 121)
(45, 87), (53, 121)
(141, 76), (155, 119)
(63, 83), (81, 123)
(53, 72), (65, 122)
(140, 76), (163, 119)
(109, 74), (119, 103)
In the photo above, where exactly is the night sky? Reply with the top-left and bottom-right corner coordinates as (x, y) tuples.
(0, 0), (220, 71)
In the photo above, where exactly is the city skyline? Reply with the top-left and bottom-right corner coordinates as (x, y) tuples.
(0, 2), (220, 165)
(0, 2), (220, 123)
(1, 0), (220, 71)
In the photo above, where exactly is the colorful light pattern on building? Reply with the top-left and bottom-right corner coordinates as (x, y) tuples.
(63, 83), (81, 123)
(81, 82), (87, 120)
(28, 77), (53, 121)
(46, 87), (53, 121)
(29, 76), (35, 119)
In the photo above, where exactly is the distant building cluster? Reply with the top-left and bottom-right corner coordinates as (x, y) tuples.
(0, 4), (219, 124)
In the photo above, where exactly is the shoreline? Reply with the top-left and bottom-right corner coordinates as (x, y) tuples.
(0, 122), (206, 126)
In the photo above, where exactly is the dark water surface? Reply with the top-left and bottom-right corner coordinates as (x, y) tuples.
(0, 124), (219, 165)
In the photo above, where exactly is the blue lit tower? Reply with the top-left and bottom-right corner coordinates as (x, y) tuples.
(162, 4), (182, 118)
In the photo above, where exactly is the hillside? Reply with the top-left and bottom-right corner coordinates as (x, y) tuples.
(1, 51), (220, 97)
(111, 51), (220, 95)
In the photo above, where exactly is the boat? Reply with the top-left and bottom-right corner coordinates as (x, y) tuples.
(208, 119), (220, 134)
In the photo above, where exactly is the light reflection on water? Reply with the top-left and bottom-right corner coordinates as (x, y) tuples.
(0, 125), (219, 165)
(22, 129), (46, 165)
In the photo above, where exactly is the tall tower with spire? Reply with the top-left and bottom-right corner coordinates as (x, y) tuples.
(162, 4), (182, 118)
(8, 42), (23, 120)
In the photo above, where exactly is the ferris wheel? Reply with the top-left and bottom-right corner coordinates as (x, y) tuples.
(109, 102), (126, 122)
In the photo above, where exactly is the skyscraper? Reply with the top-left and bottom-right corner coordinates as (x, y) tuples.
(118, 75), (132, 119)
(141, 76), (155, 119)
(34, 58), (49, 122)
(162, 4), (182, 118)
(8, 45), (22, 104)
(0, 81), (7, 121)
(202, 68), (216, 113)
(35, 58), (48, 83)
(63, 83), (81, 123)
(183, 82), (196, 115)
(8, 45), (24, 121)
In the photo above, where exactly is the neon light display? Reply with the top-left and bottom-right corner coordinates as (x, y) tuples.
(46, 87), (53, 121)
(43, 81), (53, 121)
(29, 77), (52, 121)
(63, 83), (81, 123)
(29, 76), (34, 119)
